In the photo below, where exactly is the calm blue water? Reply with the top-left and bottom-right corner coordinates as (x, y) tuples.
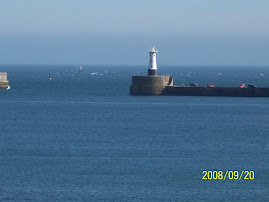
(0, 65), (269, 201)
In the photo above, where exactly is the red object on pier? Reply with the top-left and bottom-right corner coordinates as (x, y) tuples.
(239, 84), (245, 88)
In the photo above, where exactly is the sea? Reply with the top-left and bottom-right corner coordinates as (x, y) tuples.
(0, 65), (268, 201)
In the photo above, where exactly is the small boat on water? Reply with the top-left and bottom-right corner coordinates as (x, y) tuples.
(78, 66), (84, 72)
(6, 86), (10, 90)
(48, 75), (52, 80)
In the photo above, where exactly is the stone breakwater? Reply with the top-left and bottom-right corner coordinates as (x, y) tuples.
(0, 72), (9, 89)
(130, 75), (173, 95)
(130, 75), (269, 97)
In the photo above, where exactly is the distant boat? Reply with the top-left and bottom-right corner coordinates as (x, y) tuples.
(78, 66), (84, 72)
(6, 86), (10, 90)
(48, 75), (52, 80)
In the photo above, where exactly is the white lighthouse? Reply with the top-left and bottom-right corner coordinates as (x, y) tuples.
(148, 47), (158, 75)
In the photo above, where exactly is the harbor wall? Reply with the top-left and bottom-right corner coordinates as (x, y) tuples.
(0, 72), (9, 89)
(164, 86), (269, 97)
(129, 74), (269, 97)
(130, 76), (173, 95)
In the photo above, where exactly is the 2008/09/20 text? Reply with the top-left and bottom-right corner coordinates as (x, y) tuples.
(202, 170), (254, 180)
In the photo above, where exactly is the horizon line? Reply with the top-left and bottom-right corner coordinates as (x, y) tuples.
(0, 64), (268, 67)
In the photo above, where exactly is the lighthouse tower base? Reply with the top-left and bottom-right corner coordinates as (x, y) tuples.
(130, 75), (173, 95)
(148, 69), (157, 76)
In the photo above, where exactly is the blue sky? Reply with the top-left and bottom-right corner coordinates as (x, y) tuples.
(0, 0), (269, 65)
